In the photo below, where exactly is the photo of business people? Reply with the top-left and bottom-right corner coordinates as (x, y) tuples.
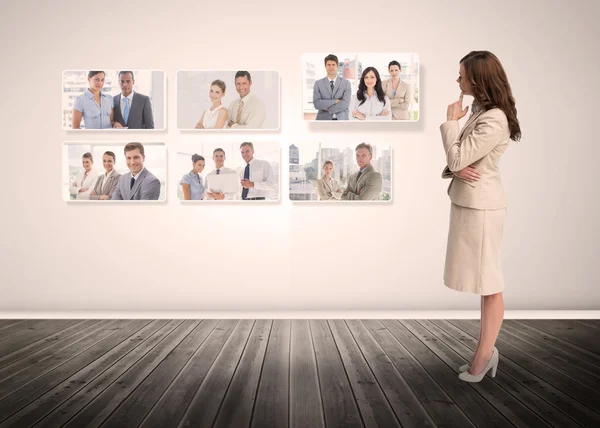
(62, 70), (166, 130)
(176, 142), (280, 201)
(177, 70), (280, 130)
(63, 142), (166, 202)
(289, 141), (392, 202)
(303, 53), (419, 121)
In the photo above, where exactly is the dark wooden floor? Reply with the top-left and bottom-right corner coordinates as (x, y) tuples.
(0, 319), (599, 428)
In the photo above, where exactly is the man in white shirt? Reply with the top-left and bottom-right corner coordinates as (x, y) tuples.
(239, 142), (277, 200)
(313, 54), (352, 120)
(204, 148), (239, 200)
(227, 71), (266, 129)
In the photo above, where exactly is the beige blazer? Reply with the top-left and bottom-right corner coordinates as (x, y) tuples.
(90, 169), (121, 200)
(341, 164), (382, 201)
(382, 78), (411, 120)
(440, 108), (511, 210)
(316, 177), (342, 200)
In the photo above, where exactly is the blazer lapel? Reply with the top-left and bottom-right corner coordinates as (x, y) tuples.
(129, 169), (147, 199)
(458, 110), (484, 140)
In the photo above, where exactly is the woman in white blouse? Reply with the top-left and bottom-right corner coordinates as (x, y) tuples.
(349, 67), (392, 121)
(316, 160), (343, 200)
(195, 79), (229, 129)
(69, 152), (99, 200)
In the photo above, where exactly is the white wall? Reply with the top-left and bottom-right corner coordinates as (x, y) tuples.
(0, 0), (598, 311)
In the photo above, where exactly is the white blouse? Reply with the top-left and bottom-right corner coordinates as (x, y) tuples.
(349, 92), (392, 121)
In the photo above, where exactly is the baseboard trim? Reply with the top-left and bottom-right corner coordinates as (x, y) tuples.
(0, 310), (598, 319)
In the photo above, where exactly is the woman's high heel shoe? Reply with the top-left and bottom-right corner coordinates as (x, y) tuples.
(458, 347), (499, 383)
(458, 346), (498, 373)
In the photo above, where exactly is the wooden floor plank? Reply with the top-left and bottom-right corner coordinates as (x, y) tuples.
(463, 319), (600, 413)
(506, 320), (600, 367)
(343, 320), (434, 428)
(137, 320), (239, 428)
(362, 320), (474, 428)
(0, 320), (113, 380)
(438, 320), (596, 428)
(519, 320), (600, 354)
(309, 319), (364, 428)
(500, 321), (600, 378)
(0, 320), (82, 357)
(251, 319), (291, 428)
(0, 321), (46, 339)
(575, 320), (600, 330)
(61, 320), (200, 428)
(212, 320), (273, 428)
(0, 320), (101, 371)
(1, 320), (171, 428)
(178, 319), (255, 428)
(0, 321), (26, 332)
(0, 320), (149, 421)
(382, 320), (512, 428)
(289, 320), (325, 428)
(328, 320), (401, 428)
(449, 320), (600, 426)
(99, 320), (219, 428)
(0, 320), (126, 400)
(418, 320), (553, 428)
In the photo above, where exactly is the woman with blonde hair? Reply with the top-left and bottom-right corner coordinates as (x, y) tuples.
(441, 50), (521, 383)
(316, 160), (342, 200)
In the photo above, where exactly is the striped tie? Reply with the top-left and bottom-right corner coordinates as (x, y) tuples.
(236, 100), (244, 124)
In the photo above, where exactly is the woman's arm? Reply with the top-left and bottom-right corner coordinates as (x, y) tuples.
(195, 111), (206, 129)
(181, 183), (191, 200)
(215, 108), (228, 129)
(72, 109), (82, 129)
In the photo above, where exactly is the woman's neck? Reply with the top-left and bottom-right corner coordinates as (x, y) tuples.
(366, 87), (375, 96)
(211, 99), (222, 109)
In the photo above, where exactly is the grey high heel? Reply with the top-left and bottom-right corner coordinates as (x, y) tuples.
(458, 347), (497, 373)
(458, 347), (499, 383)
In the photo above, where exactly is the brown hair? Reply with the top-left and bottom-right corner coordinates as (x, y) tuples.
(124, 142), (144, 156)
(103, 151), (116, 162)
(322, 160), (334, 168)
(460, 51), (521, 141)
(213, 148), (225, 156)
(192, 154), (204, 163)
(355, 143), (373, 156)
(211, 79), (226, 92)
(82, 152), (93, 162)
(240, 142), (254, 150)
(324, 54), (339, 65)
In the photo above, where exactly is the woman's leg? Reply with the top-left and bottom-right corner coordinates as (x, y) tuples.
(469, 292), (504, 374)
(471, 295), (484, 364)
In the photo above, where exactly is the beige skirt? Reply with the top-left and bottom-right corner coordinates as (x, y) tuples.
(444, 203), (506, 296)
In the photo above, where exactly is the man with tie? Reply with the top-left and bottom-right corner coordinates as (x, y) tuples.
(113, 71), (155, 129)
(111, 143), (161, 200)
(227, 71), (266, 129)
(204, 148), (239, 200)
(342, 143), (382, 200)
(239, 142), (277, 200)
(313, 54), (352, 120)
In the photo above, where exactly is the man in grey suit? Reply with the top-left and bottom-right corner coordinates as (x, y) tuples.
(113, 71), (155, 129)
(342, 143), (382, 200)
(89, 151), (121, 200)
(111, 143), (161, 200)
(313, 54), (351, 120)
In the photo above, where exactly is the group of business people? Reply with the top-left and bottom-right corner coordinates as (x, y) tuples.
(316, 143), (383, 201)
(194, 71), (267, 129)
(71, 71), (155, 130)
(181, 142), (276, 200)
(70, 143), (161, 200)
(313, 54), (412, 121)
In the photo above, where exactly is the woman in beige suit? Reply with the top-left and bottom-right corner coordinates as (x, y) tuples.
(316, 160), (342, 200)
(441, 51), (521, 383)
(382, 61), (411, 120)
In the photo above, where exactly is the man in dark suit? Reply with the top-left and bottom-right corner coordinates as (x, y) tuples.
(113, 71), (155, 129)
(111, 143), (161, 200)
(313, 54), (351, 120)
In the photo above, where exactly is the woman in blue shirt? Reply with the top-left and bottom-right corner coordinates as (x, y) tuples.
(181, 154), (205, 200)
(72, 71), (114, 129)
